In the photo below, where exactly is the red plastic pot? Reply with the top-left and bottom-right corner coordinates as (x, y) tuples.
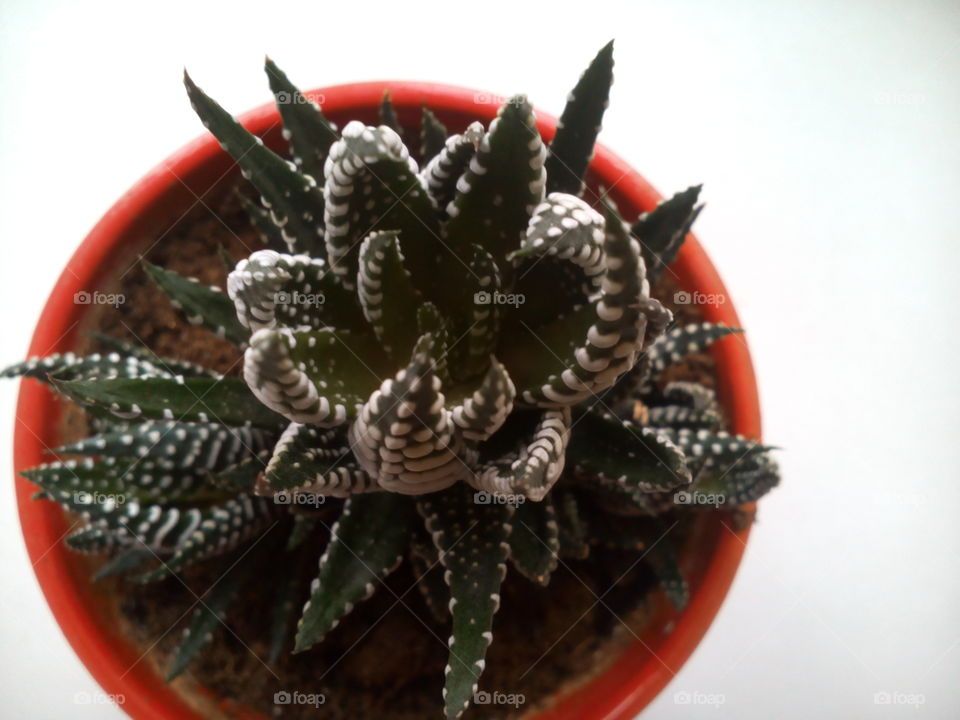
(13, 81), (761, 719)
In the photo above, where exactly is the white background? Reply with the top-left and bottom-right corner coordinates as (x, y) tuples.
(1, 0), (958, 718)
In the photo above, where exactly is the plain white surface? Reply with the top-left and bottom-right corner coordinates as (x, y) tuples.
(1, 0), (958, 718)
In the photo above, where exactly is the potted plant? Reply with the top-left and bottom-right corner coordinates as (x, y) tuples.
(9, 42), (778, 719)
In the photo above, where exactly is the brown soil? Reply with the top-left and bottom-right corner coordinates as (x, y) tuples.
(55, 187), (714, 719)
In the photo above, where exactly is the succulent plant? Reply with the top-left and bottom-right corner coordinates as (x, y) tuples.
(5, 42), (779, 719)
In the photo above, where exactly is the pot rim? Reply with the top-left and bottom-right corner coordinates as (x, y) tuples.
(13, 79), (759, 720)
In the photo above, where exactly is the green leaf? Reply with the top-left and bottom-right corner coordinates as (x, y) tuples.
(502, 200), (671, 407)
(510, 192), (607, 328)
(445, 98), (547, 283)
(265, 422), (374, 495)
(632, 185), (703, 281)
(2, 352), (173, 384)
(92, 548), (155, 581)
(227, 249), (366, 333)
(285, 514), (318, 551)
(409, 537), (449, 624)
(184, 71), (325, 257)
(167, 548), (260, 680)
(23, 457), (215, 505)
(269, 543), (314, 664)
(357, 230), (423, 362)
(88, 335), (222, 379)
(323, 122), (440, 291)
(294, 493), (415, 651)
(419, 122), (483, 214)
(567, 411), (691, 493)
(208, 451), (269, 492)
(379, 90), (402, 133)
(417, 484), (512, 720)
(265, 57), (338, 181)
(690, 452), (780, 506)
(52, 420), (270, 471)
(420, 107), (448, 162)
(647, 323), (742, 378)
(475, 408), (570, 501)
(554, 489), (589, 559)
(236, 191), (287, 253)
(508, 496), (559, 585)
(448, 357), (516, 442)
(350, 335), (472, 494)
(54, 375), (287, 429)
(142, 261), (247, 345)
(138, 496), (277, 582)
(243, 327), (388, 426)
(545, 40), (615, 196)
(643, 532), (688, 610)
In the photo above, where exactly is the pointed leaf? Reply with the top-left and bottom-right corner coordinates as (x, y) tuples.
(142, 262), (247, 345)
(92, 548), (155, 581)
(474, 407), (570, 502)
(445, 98), (547, 282)
(420, 108), (448, 162)
(138, 496), (277, 582)
(243, 327), (387, 426)
(167, 549), (259, 680)
(357, 230), (423, 362)
(545, 41), (615, 196)
(647, 322), (742, 377)
(264, 422), (376, 495)
(568, 411), (691, 493)
(419, 122), (483, 214)
(54, 375), (287, 429)
(508, 496), (559, 585)
(632, 185), (703, 281)
(294, 493), (415, 651)
(265, 57), (338, 181)
(417, 484), (512, 720)
(323, 122), (439, 291)
(349, 336), (472, 494)
(184, 71), (325, 256)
